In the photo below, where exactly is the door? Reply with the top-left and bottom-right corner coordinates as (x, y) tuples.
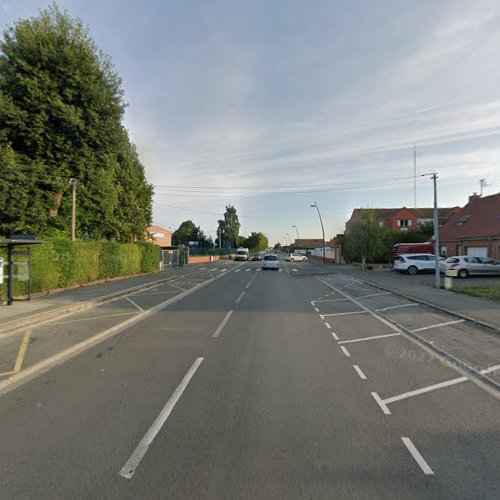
(467, 247), (488, 258)
(478, 258), (500, 275)
(464, 257), (482, 275)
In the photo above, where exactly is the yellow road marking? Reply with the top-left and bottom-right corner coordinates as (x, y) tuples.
(13, 329), (32, 373)
(0, 370), (16, 378)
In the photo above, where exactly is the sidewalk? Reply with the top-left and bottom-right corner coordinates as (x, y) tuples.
(338, 266), (500, 332)
(0, 268), (188, 330)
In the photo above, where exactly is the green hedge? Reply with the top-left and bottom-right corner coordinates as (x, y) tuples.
(0, 240), (160, 298)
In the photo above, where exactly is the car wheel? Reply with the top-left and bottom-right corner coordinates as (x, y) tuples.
(290, 258), (294, 262)
(458, 269), (469, 279)
(407, 265), (418, 275)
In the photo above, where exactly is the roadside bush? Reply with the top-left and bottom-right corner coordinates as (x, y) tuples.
(73, 242), (102, 283)
(138, 243), (160, 273)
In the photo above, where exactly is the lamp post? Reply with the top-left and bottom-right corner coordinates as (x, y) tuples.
(292, 225), (300, 240)
(311, 201), (326, 263)
(421, 173), (440, 288)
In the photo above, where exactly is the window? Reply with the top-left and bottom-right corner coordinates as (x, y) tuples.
(408, 255), (428, 261)
(397, 219), (412, 227)
(264, 255), (278, 261)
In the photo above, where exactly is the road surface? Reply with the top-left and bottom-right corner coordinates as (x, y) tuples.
(1, 258), (500, 499)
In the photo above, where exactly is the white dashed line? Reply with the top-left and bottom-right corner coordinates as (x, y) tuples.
(402, 437), (434, 475)
(213, 310), (234, 338)
(314, 307), (320, 312)
(331, 332), (339, 341)
(324, 322), (331, 329)
(119, 358), (204, 479)
(234, 269), (241, 273)
(411, 319), (466, 332)
(340, 346), (351, 357)
(371, 392), (391, 415)
(236, 291), (246, 304)
(292, 268), (298, 272)
(338, 332), (401, 344)
(353, 365), (367, 380)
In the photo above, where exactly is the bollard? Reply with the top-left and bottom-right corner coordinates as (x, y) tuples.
(444, 276), (453, 289)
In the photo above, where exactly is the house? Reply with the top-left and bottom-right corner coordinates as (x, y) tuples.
(345, 207), (458, 232)
(330, 234), (345, 263)
(145, 224), (172, 247)
(294, 238), (327, 248)
(439, 192), (500, 258)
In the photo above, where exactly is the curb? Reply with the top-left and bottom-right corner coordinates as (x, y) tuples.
(0, 274), (182, 336)
(344, 273), (500, 334)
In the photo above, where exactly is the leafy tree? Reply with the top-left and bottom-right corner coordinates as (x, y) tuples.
(243, 232), (268, 251)
(0, 5), (152, 239)
(274, 242), (282, 251)
(172, 220), (205, 245)
(218, 205), (240, 248)
(344, 209), (386, 269)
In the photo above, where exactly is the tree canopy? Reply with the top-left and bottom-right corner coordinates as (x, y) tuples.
(243, 232), (268, 251)
(172, 220), (205, 245)
(217, 205), (240, 248)
(0, 5), (153, 239)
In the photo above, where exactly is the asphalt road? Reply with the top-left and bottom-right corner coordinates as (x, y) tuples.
(1, 258), (500, 499)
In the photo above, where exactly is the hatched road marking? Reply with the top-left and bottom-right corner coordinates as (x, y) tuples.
(376, 303), (419, 312)
(411, 319), (466, 333)
(338, 332), (401, 345)
(402, 437), (434, 475)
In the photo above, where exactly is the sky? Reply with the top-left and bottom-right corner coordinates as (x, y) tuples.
(2, 0), (500, 245)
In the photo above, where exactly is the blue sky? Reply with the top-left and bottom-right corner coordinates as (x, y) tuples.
(2, 0), (500, 245)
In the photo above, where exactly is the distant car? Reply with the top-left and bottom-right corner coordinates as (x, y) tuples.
(440, 256), (500, 278)
(262, 254), (279, 270)
(251, 254), (262, 261)
(393, 253), (444, 275)
(286, 253), (307, 262)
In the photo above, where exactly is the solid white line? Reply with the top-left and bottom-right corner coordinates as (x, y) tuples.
(212, 310), (234, 338)
(383, 376), (468, 405)
(338, 332), (401, 344)
(376, 303), (419, 312)
(411, 319), (466, 333)
(481, 364), (500, 375)
(340, 346), (351, 357)
(371, 392), (391, 415)
(402, 437), (434, 475)
(245, 281), (252, 289)
(331, 331), (340, 341)
(321, 311), (367, 317)
(126, 296), (144, 312)
(119, 358), (204, 479)
(353, 365), (367, 380)
(236, 291), (246, 304)
(314, 307), (320, 312)
(313, 298), (350, 303)
(355, 292), (392, 299)
(324, 322), (331, 329)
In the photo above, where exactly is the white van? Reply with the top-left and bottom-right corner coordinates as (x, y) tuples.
(235, 247), (249, 261)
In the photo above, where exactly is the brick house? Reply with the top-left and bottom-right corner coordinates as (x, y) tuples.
(345, 207), (458, 232)
(145, 224), (172, 247)
(439, 192), (500, 259)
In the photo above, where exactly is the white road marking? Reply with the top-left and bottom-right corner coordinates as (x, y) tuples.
(126, 296), (144, 312)
(411, 319), (466, 333)
(310, 301), (315, 306)
(376, 303), (419, 312)
(213, 310), (234, 338)
(245, 269), (251, 272)
(340, 346), (351, 357)
(209, 267), (218, 271)
(313, 298), (350, 303)
(220, 269), (228, 272)
(314, 307), (320, 312)
(355, 292), (392, 299)
(331, 332), (340, 341)
(257, 269), (262, 272)
(338, 332), (401, 344)
(371, 392), (391, 415)
(235, 269), (241, 273)
(236, 291), (246, 304)
(292, 268), (298, 272)
(199, 267), (206, 270)
(279, 268), (283, 272)
(245, 281), (252, 289)
(353, 365), (367, 380)
(324, 322), (331, 329)
(321, 311), (367, 317)
(383, 376), (468, 405)
(481, 364), (500, 375)
(401, 437), (434, 475)
(119, 358), (204, 479)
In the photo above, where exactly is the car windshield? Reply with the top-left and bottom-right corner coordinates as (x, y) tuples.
(264, 255), (278, 261)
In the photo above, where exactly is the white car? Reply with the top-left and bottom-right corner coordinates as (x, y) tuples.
(393, 253), (443, 275)
(440, 256), (500, 278)
(286, 253), (307, 262)
(262, 254), (280, 270)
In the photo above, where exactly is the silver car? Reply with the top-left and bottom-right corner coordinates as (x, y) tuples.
(441, 256), (500, 278)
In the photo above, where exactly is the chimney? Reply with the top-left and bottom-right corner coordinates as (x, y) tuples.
(468, 192), (480, 203)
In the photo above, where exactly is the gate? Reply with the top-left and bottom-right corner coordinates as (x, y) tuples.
(160, 249), (179, 270)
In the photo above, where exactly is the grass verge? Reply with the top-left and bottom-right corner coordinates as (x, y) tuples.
(453, 283), (500, 302)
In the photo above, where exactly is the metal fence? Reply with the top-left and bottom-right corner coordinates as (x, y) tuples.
(160, 249), (179, 270)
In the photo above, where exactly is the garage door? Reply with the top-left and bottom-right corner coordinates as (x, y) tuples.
(467, 247), (488, 257)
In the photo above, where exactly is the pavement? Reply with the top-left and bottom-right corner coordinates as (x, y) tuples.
(0, 258), (500, 498)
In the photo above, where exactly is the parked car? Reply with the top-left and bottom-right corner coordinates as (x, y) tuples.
(285, 253), (307, 262)
(440, 256), (500, 278)
(251, 254), (262, 261)
(393, 253), (443, 275)
(262, 254), (280, 270)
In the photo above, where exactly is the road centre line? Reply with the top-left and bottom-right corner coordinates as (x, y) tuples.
(340, 346), (351, 357)
(401, 437), (434, 475)
(355, 292), (392, 299)
(236, 291), (246, 304)
(314, 307), (320, 312)
(213, 310), (234, 338)
(376, 303), (419, 312)
(126, 296), (145, 312)
(371, 392), (391, 415)
(338, 332), (401, 345)
(353, 365), (367, 380)
(411, 319), (466, 332)
(119, 357), (204, 479)
(331, 332), (340, 341)
(383, 376), (468, 405)
(321, 311), (368, 317)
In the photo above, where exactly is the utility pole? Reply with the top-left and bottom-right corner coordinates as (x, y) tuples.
(311, 201), (326, 263)
(69, 178), (78, 241)
(413, 145), (417, 208)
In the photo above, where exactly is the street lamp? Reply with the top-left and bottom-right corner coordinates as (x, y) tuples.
(292, 225), (300, 240)
(422, 172), (441, 289)
(311, 201), (326, 263)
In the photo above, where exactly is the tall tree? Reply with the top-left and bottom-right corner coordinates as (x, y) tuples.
(219, 205), (240, 248)
(244, 232), (268, 251)
(172, 220), (205, 245)
(0, 5), (152, 239)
